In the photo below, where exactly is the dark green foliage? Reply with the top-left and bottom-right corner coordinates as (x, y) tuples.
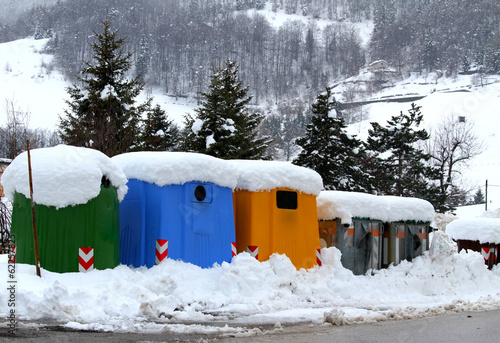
(139, 104), (180, 151)
(365, 103), (445, 210)
(58, 16), (150, 156)
(473, 188), (485, 205)
(293, 87), (368, 191)
(183, 60), (269, 160)
(136, 35), (149, 83)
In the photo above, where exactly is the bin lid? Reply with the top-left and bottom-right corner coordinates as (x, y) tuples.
(230, 160), (323, 196)
(447, 218), (500, 244)
(317, 191), (435, 225)
(2, 145), (127, 208)
(112, 151), (238, 189)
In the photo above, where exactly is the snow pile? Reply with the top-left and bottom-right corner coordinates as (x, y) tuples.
(429, 231), (457, 259)
(1, 145), (127, 208)
(317, 191), (435, 225)
(1, 247), (499, 332)
(231, 160), (323, 196)
(112, 152), (239, 189)
(446, 218), (500, 244)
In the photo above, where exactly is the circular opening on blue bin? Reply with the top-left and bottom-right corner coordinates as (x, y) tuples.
(194, 185), (206, 201)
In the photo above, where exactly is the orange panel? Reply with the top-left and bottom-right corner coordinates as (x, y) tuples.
(233, 188), (320, 270)
(319, 221), (336, 235)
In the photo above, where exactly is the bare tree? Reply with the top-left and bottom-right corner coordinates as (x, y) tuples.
(1, 98), (30, 159)
(426, 115), (484, 206)
(1, 98), (60, 159)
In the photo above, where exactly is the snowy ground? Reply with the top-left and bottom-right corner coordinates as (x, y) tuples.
(1, 245), (500, 334)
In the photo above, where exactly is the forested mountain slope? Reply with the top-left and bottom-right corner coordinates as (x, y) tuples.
(2, 0), (499, 109)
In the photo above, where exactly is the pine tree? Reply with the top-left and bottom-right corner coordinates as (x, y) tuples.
(473, 188), (485, 205)
(365, 103), (444, 209)
(136, 35), (149, 83)
(183, 60), (269, 159)
(140, 104), (180, 151)
(59, 15), (150, 156)
(293, 87), (368, 192)
(422, 30), (438, 71)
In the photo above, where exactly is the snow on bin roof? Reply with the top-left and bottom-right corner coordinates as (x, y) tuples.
(446, 218), (500, 244)
(317, 191), (435, 225)
(2, 145), (128, 208)
(230, 160), (323, 196)
(112, 151), (239, 189)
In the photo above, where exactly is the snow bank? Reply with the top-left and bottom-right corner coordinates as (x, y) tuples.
(230, 160), (323, 196)
(317, 191), (435, 225)
(112, 152), (239, 189)
(446, 218), (500, 244)
(1, 145), (127, 208)
(1, 247), (499, 332)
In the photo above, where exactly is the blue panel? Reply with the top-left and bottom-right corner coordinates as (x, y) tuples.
(182, 182), (235, 268)
(119, 180), (236, 269)
(119, 179), (146, 267)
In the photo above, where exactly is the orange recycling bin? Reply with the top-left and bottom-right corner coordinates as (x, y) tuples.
(231, 161), (323, 270)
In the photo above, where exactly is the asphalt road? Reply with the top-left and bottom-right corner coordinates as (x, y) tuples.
(1, 310), (499, 342)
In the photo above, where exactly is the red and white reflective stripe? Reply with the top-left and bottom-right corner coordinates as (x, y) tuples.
(9, 245), (16, 264)
(231, 242), (237, 258)
(316, 248), (323, 267)
(79, 247), (94, 272)
(481, 247), (491, 260)
(247, 245), (259, 259)
(496, 248), (498, 261)
(155, 239), (168, 265)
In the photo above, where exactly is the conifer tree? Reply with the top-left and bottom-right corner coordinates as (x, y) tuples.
(365, 103), (444, 208)
(140, 104), (179, 151)
(183, 60), (269, 159)
(136, 35), (149, 83)
(59, 16), (150, 156)
(473, 188), (485, 205)
(293, 87), (368, 191)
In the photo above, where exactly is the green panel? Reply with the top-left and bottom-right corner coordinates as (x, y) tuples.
(10, 186), (120, 273)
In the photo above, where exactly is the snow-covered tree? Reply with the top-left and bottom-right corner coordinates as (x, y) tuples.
(136, 35), (149, 83)
(365, 103), (444, 209)
(139, 104), (179, 152)
(293, 87), (368, 191)
(59, 16), (150, 156)
(473, 188), (485, 205)
(183, 60), (269, 159)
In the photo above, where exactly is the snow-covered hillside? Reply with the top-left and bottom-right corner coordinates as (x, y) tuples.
(0, 38), (195, 129)
(1, 37), (499, 216)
